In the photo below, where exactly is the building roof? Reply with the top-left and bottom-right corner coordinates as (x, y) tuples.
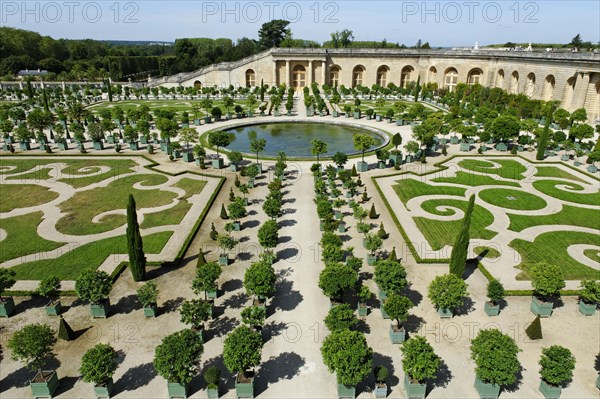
(17, 69), (49, 76)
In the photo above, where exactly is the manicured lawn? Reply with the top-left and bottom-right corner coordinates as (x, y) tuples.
(478, 188), (547, 210)
(534, 166), (586, 183)
(432, 171), (520, 187)
(508, 205), (600, 232)
(88, 99), (250, 118)
(175, 178), (207, 198)
(336, 99), (414, 115)
(583, 249), (600, 264)
(392, 178), (465, 207)
(532, 180), (600, 206)
(458, 159), (527, 180)
(10, 231), (173, 280)
(0, 211), (65, 263)
(56, 174), (174, 235)
(0, 185), (59, 212)
(414, 199), (497, 250)
(511, 231), (600, 280)
(474, 246), (501, 259)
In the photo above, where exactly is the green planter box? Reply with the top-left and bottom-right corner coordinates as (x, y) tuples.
(539, 380), (561, 399)
(337, 383), (355, 399)
(230, 163), (240, 172)
(140, 136), (148, 144)
(437, 308), (453, 318)
(357, 303), (367, 317)
(20, 141), (31, 150)
(173, 150), (182, 158)
(578, 300), (596, 316)
(204, 116), (212, 124)
(90, 299), (110, 318)
(0, 297), (16, 317)
(377, 161), (386, 169)
(195, 158), (204, 167)
(404, 375), (427, 399)
(219, 255), (229, 266)
(374, 383), (387, 398)
(167, 382), (188, 399)
(129, 142), (139, 151)
(450, 136), (459, 144)
(212, 158), (224, 169)
(396, 118), (403, 126)
(337, 221), (346, 233)
(233, 221), (241, 231)
(495, 143), (508, 152)
(474, 377), (500, 399)
(333, 110), (339, 117)
(389, 325), (406, 343)
(390, 153), (402, 165)
(353, 112), (361, 119)
(206, 289), (217, 300)
(484, 301), (500, 316)
(57, 141), (69, 151)
(235, 373), (254, 398)
(356, 161), (368, 172)
(587, 165), (598, 173)
(144, 304), (158, 317)
(367, 255), (377, 265)
(183, 152), (194, 162)
(460, 143), (471, 152)
(45, 300), (62, 316)
(107, 136), (115, 144)
(596, 374), (600, 389)
(94, 378), (113, 399)
(531, 296), (554, 317)
(93, 141), (104, 151)
(207, 387), (219, 398)
(30, 370), (60, 399)
(380, 307), (389, 319)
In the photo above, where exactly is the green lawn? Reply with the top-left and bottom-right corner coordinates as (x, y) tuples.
(534, 166), (587, 183)
(336, 99), (414, 115)
(583, 249), (600, 264)
(474, 246), (501, 259)
(392, 178), (465, 207)
(532, 180), (600, 206)
(0, 185), (59, 212)
(10, 231), (173, 280)
(508, 205), (600, 232)
(56, 174), (174, 235)
(432, 171), (521, 187)
(0, 212), (65, 263)
(414, 199), (497, 250)
(478, 188), (547, 210)
(511, 231), (600, 280)
(458, 159), (527, 180)
(88, 98), (251, 118)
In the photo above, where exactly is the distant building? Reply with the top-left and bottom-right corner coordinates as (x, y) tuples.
(17, 69), (49, 77)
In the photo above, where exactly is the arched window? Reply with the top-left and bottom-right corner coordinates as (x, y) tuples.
(525, 73), (536, 97)
(193, 81), (202, 90)
(444, 68), (458, 92)
(467, 68), (482, 86)
(428, 67), (437, 83)
(245, 69), (256, 87)
(510, 71), (519, 94)
(542, 75), (555, 101)
(376, 66), (389, 87)
(330, 66), (340, 87)
(292, 65), (306, 88)
(352, 65), (364, 88)
(561, 75), (576, 107)
(496, 69), (505, 89)
(401, 66), (413, 88)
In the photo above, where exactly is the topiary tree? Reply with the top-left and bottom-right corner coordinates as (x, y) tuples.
(57, 315), (74, 341)
(154, 329), (204, 386)
(136, 281), (159, 308)
(539, 345), (576, 387)
(179, 299), (212, 331)
(311, 139), (328, 164)
(526, 316), (543, 340)
(529, 263), (565, 300)
(332, 151), (348, 169)
(244, 261), (276, 300)
(192, 262), (222, 300)
(318, 263), (358, 303)
(80, 344), (118, 387)
(579, 280), (600, 305)
(470, 329), (521, 387)
(401, 336), (441, 383)
(427, 274), (468, 312)
(241, 305), (267, 329)
(448, 194), (475, 278)
(324, 303), (358, 332)
(126, 194), (146, 282)
(374, 260), (407, 294)
(223, 326), (263, 381)
(208, 130), (232, 159)
(258, 220), (279, 252)
(383, 294), (413, 329)
(75, 270), (112, 304)
(321, 330), (373, 387)
(486, 279), (505, 305)
(203, 366), (221, 391)
(7, 323), (56, 377)
(368, 203), (378, 219)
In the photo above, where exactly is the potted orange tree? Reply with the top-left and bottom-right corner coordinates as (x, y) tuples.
(538, 345), (576, 399)
(224, 325), (264, 398)
(383, 293), (414, 344)
(75, 270), (113, 318)
(0, 268), (17, 317)
(37, 276), (62, 316)
(578, 280), (599, 316)
(80, 343), (118, 398)
(401, 336), (441, 399)
(530, 263), (565, 317)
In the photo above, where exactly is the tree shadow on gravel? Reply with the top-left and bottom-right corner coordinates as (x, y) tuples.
(208, 316), (239, 339)
(276, 247), (299, 261)
(502, 366), (523, 393)
(429, 358), (452, 392)
(262, 321), (288, 342)
(114, 362), (157, 393)
(277, 219), (297, 228)
(221, 279), (242, 293)
(273, 280), (303, 312)
(113, 294), (141, 314)
(221, 292), (248, 310)
(403, 284), (423, 306)
(161, 296), (184, 314)
(454, 297), (475, 316)
(255, 352), (306, 395)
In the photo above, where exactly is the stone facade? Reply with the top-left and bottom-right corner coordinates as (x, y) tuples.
(151, 48), (600, 122)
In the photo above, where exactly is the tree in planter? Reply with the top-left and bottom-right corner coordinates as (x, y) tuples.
(179, 127), (199, 155)
(404, 140), (420, 160)
(448, 194), (475, 278)
(36, 276), (61, 315)
(203, 366), (221, 397)
(318, 263), (358, 304)
(579, 280), (600, 314)
(208, 130), (233, 161)
(217, 233), (237, 263)
(80, 344), (118, 395)
(227, 197), (247, 230)
(75, 270), (112, 315)
(223, 326), (263, 387)
(374, 260), (408, 295)
(179, 299), (212, 335)
(8, 322), (57, 375)
(211, 107), (223, 121)
(324, 303), (359, 332)
(311, 139), (328, 164)
(485, 279), (505, 315)
(137, 281), (159, 315)
(401, 336), (441, 389)
(263, 195), (283, 220)
(258, 220), (279, 253)
(470, 329), (521, 392)
(391, 132), (402, 154)
(427, 274), (468, 315)
(321, 330), (373, 391)
(364, 233), (383, 261)
(241, 305), (267, 330)
(332, 151), (348, 169)
(244, 260), (276, 304)
(353, 133), (377, 163)
(126, 194), (146, 282)
(384, 294), (413, 333)
(229, 151), (243, 169)
(123, 124), (137, 145)
(530, 262), (565, 312)
(249, 135), (266, 166)
(539, 345), (576, 393)
(192, 262), (222, 300)
(154, 329), (204, 394)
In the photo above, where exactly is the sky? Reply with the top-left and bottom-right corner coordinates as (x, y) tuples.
(1, 0), (599, 46)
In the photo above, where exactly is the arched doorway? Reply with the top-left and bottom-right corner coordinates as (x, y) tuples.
(401, 66), (414, 88)
(245, 69), (256, 87)
(510, 71), (519, 94)
(444, 68), (458, 92)
(352, 65), (365, 88)
(329, 66), (340, 87)
(376, 66), (389, 87)
(496, 69), (505, 89)
(428, 67), (437, 84)
(467, 68), (483, 86)
(525, 73), (536, 97)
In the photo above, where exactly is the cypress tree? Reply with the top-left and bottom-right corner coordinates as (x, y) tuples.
(413, 75), (421, 102)
(449, 194), (475, 277)
(536, 119), (551, 161)
(107, 78), (113, 102)
(126, 194), (146, 282)
(58, 316), (74, 341)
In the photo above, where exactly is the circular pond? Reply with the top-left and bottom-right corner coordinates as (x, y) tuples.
(221, 121), (386, 157)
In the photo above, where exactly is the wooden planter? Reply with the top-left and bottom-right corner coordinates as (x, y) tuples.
(366, 255), (377, 266)
(45, 300), (62, 316)
(143, 303), (158, 318)
(389, 153), (402, 165)
(0, 296), (16, 317)
(474, 377), (500, 399)
(337, 221), (346, 233)
(206, 289), (217, 300)
(374, 382), (387, 398)
(579, 300), (597, 316)
(437, 308), (453, 318)
(235, 372), (254, 398)
(230, 162), (240, 172)
(356, 161), (368, 172)
(167, 381), (188, 399)
(212, 158), (224, 169)
(337, 383), (355, 399)
(57, 141), (69, 151)
(389, 324), (406, 344)
(219, 255), (229, 266)
(93, 141), (104, 150)
(531, 296), (554, 317)
(90, 299), (110, 318)
(539, 380), (561, 399)
(233, 221), (241, 231)
(484, 301), (500, 316)
(129, 142), (139, 151)
(404, 375), (427, 399)
(182, 152), (194, 162)
(94, 378), (113, 399)
(357, 303), (368, 317)
(207, 386), (219, 398)
(30, 370), (60, 398)
(20, 141), (31, 150)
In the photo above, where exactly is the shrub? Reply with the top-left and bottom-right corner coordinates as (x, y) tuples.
(154, 329), (204, 385)
(209, 223), (218, 240)
(377, 223), (387, 239)
(427, 274), (468, 311)
(80, 344), (118, 385)
(368, 203), (377, 219)
(374, 260), (407, 294)
(203, 366), (221, 389)
(525, 316), (543, 340)
(470, 329), (521, 386)
(579, 280), (600, 304)
(539, 345), (576, 386)
(57, 316), (74, 341)
(0, 268), (16, 295)
(357, 285), (371, 303)
(192, 262), (222, 299)
(324, 304), (358, 331)
(75, 270), (112, 304)
(401, 336), (441, 383)
(374, 365), (388, 384)
(321, 330), (372, 386)
(220, 204), (228, 219)
(486, 279), (505, 304)
(36, 276), (60, 300)
(530, 263), (565, 298)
